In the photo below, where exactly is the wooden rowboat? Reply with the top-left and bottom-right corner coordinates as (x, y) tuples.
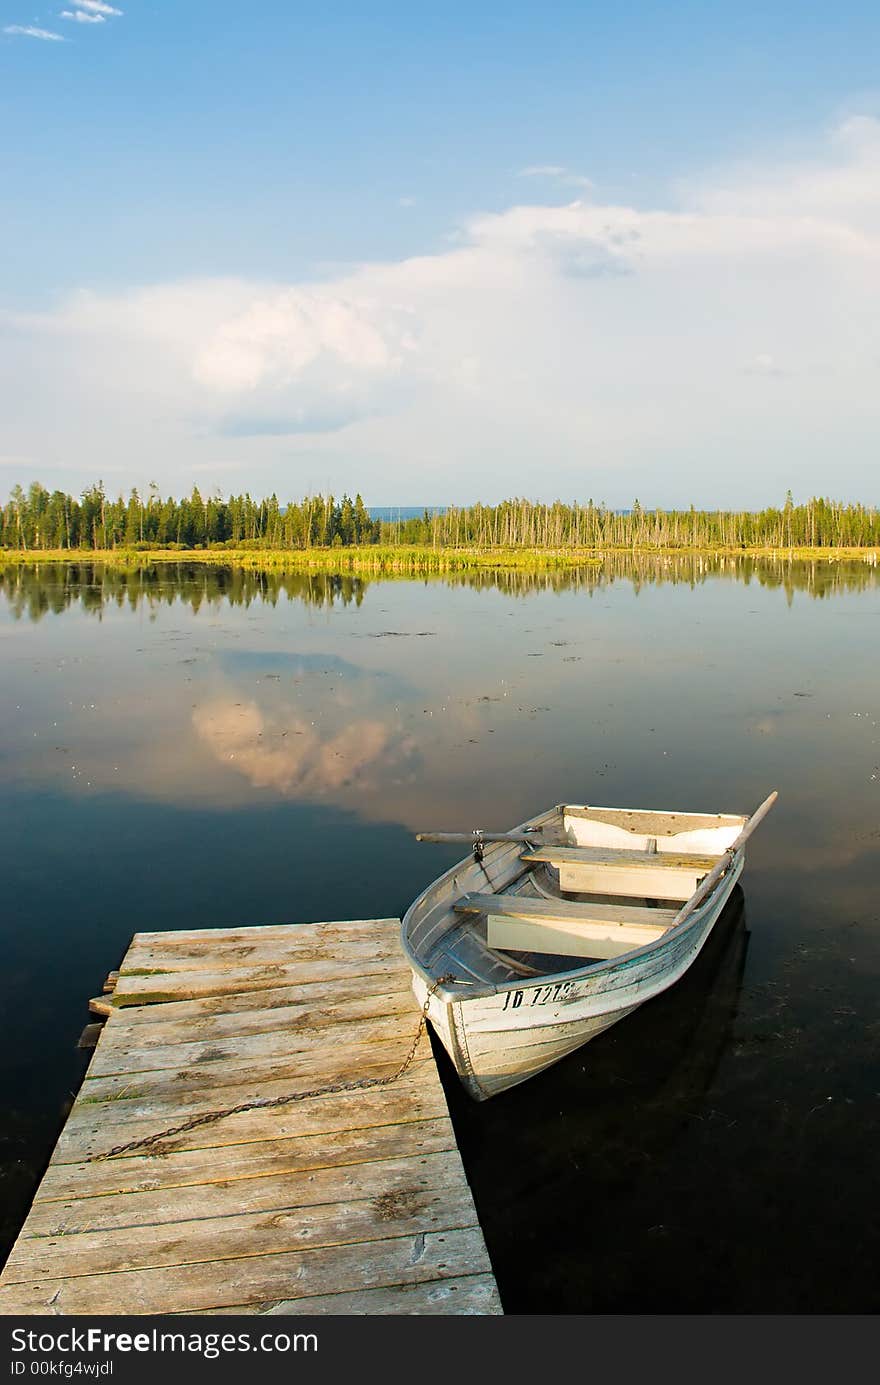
(401, 792), (776, 1100)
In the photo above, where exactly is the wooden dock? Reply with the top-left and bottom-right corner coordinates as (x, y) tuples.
(0, 918), (501, 1315)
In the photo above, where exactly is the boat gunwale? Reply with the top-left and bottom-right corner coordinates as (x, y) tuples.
(400, 802), (747, 1002)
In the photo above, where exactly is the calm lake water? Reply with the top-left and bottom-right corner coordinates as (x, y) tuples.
(1, 556), (879, 1311)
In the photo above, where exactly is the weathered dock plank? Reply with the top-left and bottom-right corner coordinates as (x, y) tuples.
(209, 1274), (503, 1316)
(84, 1011), (431, 1078)
(213, 1268), (501, 1312)
(89, 974), (416, 1021)
(95, 988), (418, 1046)
(0, 918), (501, 1316)
(51, 1074), (450, 1163)
(38, 1120), (460, 1201)
(110, 956), (405, 1004)
(2, 1185), (483, 1282)
(77, 1036), (438, 1105)
(1, 1227), (494, 1316)
(17, 1151), (471, 1239)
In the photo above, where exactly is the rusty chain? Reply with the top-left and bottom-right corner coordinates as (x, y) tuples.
(88, 974), (455, 1163)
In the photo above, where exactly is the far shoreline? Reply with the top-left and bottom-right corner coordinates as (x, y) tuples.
(0, 543), (878, 574)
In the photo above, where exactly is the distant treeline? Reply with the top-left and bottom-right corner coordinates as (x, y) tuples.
(2, 482), (880, 551)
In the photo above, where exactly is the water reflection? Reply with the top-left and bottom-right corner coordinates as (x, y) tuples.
(3, 557), (880, 843)
(193, 698), (418, 796)
(0, 564), (370, 622)
(1, 557), (879, 1308)
(1, 550), (879, 623)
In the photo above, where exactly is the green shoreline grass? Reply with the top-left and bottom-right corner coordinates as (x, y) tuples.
(0, 542), (878, 573)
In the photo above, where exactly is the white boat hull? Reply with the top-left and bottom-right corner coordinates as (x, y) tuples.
(412, 856), (742, 1099)
(401, 800), (766, 1101)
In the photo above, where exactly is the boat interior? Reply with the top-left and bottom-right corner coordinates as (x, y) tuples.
(403, 803), (746, 990)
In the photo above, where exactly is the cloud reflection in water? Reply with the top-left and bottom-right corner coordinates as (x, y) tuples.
(192, 698), (418, 797)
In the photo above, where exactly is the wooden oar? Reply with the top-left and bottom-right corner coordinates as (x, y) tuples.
(416, 831), (541, 845)
(670, 790), (778, 929)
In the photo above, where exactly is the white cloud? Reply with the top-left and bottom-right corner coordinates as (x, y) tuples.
(4, 25), (65, 41)
(3, 116), (880, 504)
(684, 115), (880, 237)
(193, 289), (406, 391)
(60, 10), (106, 23)
(76, 1), (122, 13)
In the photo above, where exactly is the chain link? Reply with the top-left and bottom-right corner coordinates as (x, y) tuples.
(89, 974), (456, 1163)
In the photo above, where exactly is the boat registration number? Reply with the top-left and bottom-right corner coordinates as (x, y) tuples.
(501, 980), (576, 1011)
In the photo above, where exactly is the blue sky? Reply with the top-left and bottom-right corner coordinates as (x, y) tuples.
(2, 2), (880, 505)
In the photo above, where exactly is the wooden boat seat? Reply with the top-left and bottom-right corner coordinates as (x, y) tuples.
(455, 893), (677, 927)
(521, 845), (719, 901)
(454, 892), (674, 960)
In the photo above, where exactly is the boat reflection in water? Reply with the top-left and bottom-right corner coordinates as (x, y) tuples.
(439, 886), (750, 1313)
